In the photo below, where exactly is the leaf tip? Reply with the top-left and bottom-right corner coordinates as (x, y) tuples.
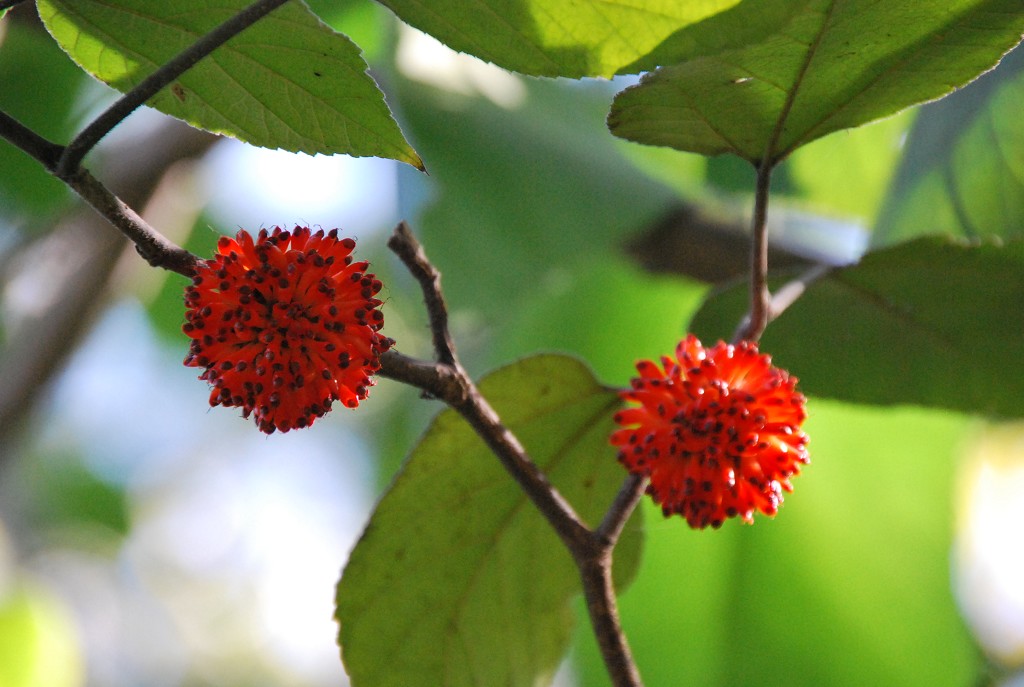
(408, 153), (427, 173)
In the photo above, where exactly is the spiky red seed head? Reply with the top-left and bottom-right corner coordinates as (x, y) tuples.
(610, 335), (809, 529)
(182, 226), (392, 434)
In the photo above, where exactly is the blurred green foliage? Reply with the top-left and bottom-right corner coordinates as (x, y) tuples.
(0, 14), (81, 221)
(0, 582), (83, 687)
(12, 450), (130, 536)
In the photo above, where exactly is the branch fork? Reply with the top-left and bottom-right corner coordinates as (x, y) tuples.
(381, 222), (645, 687)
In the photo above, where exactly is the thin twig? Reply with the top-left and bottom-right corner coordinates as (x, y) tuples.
(585, 474), (646, 687)
(595, 473), (646, 546)
(56, 0), (292, 176)
(62, 167), (199, 276)
(730, 262), (833, 344)
(0, 109), (200, 276)
(377, 350), (468, 404)
(387, 221), (459, 367)
(0, 110), (63, 168)
(455, 390), (593, 547)
(733, 162), (773, 343)
(0, 0), (28, 12)
(769, 263), (832, 321)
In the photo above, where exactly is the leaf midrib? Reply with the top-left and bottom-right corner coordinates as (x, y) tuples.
(762, 0), (836, 165)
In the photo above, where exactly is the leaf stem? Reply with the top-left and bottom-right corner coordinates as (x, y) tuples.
(733, 162), (773, 343)
(769, 263), (831, 321)
(386, 222), (460, 367)
(56, 0), (292, 176)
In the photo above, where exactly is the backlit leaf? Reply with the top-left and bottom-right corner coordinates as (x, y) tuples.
(690, 237), (1024, 417)
(378, 0), (742, 78)
(336, 355), (642, 687)
(37, 0), (422, 168)
(874, 42), (1024, 246)
(608, 0), (1024, 164)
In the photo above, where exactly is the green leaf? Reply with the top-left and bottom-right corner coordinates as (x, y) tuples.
(377, 0), (742, 78)
(608, 0), (1024, 164)
(336, 355), (642, 687)
(690, 237), (1024, 417)
(873, 43), (1024, 247)
(37, 0), (422, 168)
